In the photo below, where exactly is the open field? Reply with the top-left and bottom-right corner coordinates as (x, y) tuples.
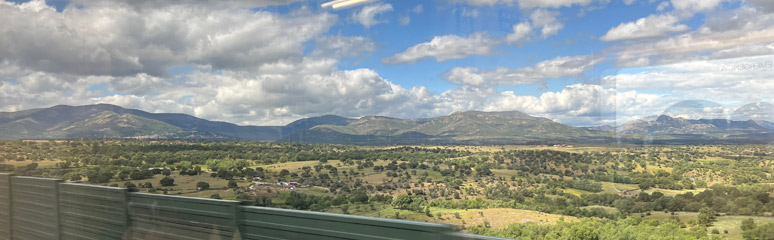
(3, 159), (64, 168)
(435, 208), (579, 229)
(639, 212), (774, 239)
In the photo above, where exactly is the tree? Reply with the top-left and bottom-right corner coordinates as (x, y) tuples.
(748, 223), (774, 240)
(698, 207), (715, 226)
(279, 169), (290, 177)
(160, 177), (175, 187)
(228, 180), (238, 189)
(196, 182), (210, 191)
(391, 194), (413, 210)
(162, 168), (171, 176)
(614, 199), (635, 213)
(741, 218), (755, 232)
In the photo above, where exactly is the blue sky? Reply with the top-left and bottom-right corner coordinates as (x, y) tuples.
(1, 0), (773, 126)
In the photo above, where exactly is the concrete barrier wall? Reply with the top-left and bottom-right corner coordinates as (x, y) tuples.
(0, 175), (510, 240)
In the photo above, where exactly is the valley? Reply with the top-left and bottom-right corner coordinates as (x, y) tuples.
(2, 140), (774, 239)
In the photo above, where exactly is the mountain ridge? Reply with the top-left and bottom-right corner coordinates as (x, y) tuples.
(1, 104), (771, 144)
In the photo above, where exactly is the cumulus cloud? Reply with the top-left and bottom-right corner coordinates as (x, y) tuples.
(600, 14), (690, 41)
(670, 0), (727, 13)
(748, 0), (774, 13)
(382, 33), (501, 64)
(0, 0), (335, 77)
(444, 55), (604, 88)
(310, 35), (376, 59)
(529, 9), (564, 38)
(432, 83), (664, 126)
(460, 0), (595, 9)
(603, 54), (774, 109)
(507, 22), (533, 43)
(69, 0), (302, 9)
(351, 3), (393, 28)
(609, 6), (774, 67)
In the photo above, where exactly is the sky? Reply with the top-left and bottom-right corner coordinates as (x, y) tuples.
(1, 0), (773, 126)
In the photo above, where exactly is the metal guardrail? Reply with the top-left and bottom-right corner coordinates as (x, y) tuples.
(0, 174), (10, 240)
(0, 173), (511, 240)
(59, 183), (128, 240)
(127, 192), (240, 240)
(11, 176), (62, 240)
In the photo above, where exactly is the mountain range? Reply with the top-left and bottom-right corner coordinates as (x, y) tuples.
(1, 104), (772, 144)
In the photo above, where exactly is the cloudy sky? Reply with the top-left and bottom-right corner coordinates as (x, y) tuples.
(1, 0), (773, 126)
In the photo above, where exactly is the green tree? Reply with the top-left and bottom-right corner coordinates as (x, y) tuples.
(391, 194), (413, 210)
(614, 199), (635, 213)
(741, 218), (755, 232)
(748, 223), (774, 240)
(196, 182), (210, 191)
(228, 180), (238, 189)
(698, 207), (715, 226)
(160, 176), (175, 187)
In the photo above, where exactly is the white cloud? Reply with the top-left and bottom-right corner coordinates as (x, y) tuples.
(444, 55), (603, 88)
(0, 0), (335, 77)
(459, 0), (595, 8)
(518, 0), (595, 9)
(412, 4), (423, 14)
(310, 35), (376, 59)
(399, 15), (411, 25)
(507, 22), (533, 43)
(69, 0), (302, 9)
(382, 33), (501, 64)
(461, 0), (517, 6)
(748, 0), (774, 13)
(352, 3), (393, 28)
(657, 1), (671, 11)
(600, 14), (690, 41)
(603, 55), (774, 110)
(530, 9), (564, 38)
(610, 6), (774, 67)
(433, 83), (664, 126)
(670, 0), (727, 13)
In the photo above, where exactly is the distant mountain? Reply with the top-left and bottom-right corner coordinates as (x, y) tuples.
(282, 111), (601, 144)
(0, 105), (200, 139)
(619, 115), (768, 135)
(1, 104), (771, 144)
(754, 120), (774, 130)
(0, 104), (341, 141)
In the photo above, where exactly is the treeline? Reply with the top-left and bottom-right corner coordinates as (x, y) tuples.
(467, 217), (709, 239)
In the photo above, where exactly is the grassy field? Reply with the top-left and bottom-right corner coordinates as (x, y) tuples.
(434, 208), (579, 230)
(645, 187), (706, 197)
(639, 212), (774, 239)
(103, 173), (241, 199)
(708, 215), (774, 240)
(344, 204), (579, 230)
(3, 159), (64, 168)
(601, 182), (639, 194)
